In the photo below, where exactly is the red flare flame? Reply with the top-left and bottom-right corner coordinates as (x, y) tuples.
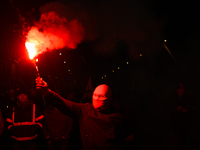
(25, 42), (36, 59)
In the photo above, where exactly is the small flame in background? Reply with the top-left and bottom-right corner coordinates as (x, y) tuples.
(25, 11), (84, 59)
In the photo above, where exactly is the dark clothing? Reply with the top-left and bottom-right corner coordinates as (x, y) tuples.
(7, 99), (44, 148)
(0, 108), (4, 135)
(29, 93), (44, 113)
(1, 97), (18, 150)
(47, 138), (68, 150)
(46, 90), (131, 150)
(13, 140), (37, 150)
(43, 105), (73, 139)
(81, 98), (92, 104)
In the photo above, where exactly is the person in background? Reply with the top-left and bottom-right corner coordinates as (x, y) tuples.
(36, 78), (134, 150)
(29, 87), (44, 113)
(1, 88), (18, 150)
(167, 83), (195, 150)
(7, 89), (44, 150)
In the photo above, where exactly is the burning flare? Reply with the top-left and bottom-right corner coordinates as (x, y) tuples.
(25, 42), (37, 59)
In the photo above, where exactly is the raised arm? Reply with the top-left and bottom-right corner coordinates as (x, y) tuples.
(36, 78), (84, 119)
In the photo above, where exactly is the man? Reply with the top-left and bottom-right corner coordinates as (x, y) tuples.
(36, 78), (134, 150)
(7, 90), (44, 150)
(167, 83), (195, 150)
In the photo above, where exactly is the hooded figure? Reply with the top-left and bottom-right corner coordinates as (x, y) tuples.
(36, 78), (133, 150)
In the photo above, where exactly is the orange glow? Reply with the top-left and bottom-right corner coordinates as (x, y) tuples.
(25, 42), (37, 59)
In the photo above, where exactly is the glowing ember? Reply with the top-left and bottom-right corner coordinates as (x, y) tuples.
(25, 42), (37, 59)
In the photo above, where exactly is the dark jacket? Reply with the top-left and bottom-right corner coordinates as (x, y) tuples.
(43, 105), (73, 139)
(7, 100), (44, 143)
(46, 90), (130, 150)
(0, 108), (4, 135)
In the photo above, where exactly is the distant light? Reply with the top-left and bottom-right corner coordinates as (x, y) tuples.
(64, 61), (66, 63)
(7, 106), (9, 108)
(74, 81), (75, 82)
(126, 62), (129, 64)
(164, 40), (167, 42)
(104, 75), (106, 77)
(140, 54), (142, 57)
(36, 66), (38, 70)
(36, 58), (38, 62)
(70, 72), (72, 74)
(112, 70), (114, 72)
(59, 53), (62, 55)
(68, 69), (70, 72)
(102, 77), (104, 79)
(118, 67), (120, 69)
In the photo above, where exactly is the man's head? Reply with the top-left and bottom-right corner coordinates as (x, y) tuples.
(92, 84), (112, 112)
(17, 89), (28, 103)
(18, 93), (28, 103)
(8, 89), (15, 98)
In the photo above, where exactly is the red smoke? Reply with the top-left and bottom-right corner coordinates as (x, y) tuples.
(25, 11), (84, 58)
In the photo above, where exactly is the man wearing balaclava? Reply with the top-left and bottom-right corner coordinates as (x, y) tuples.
(36, 78), (133, 150)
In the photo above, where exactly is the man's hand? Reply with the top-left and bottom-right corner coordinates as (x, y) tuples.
(36, 77), (49, 97)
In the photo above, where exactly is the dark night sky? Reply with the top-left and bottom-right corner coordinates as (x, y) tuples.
(1, 0), (200, 94)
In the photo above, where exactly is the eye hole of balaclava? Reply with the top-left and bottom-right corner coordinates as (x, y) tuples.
(92, 84), (112, 112)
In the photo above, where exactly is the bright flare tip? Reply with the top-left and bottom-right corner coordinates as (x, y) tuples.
(25, 42), (36, 59)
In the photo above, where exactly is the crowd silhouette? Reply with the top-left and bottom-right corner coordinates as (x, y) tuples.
(0, 79), (199, 150)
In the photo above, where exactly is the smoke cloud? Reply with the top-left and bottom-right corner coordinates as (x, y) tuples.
(26, 11), (84, 56)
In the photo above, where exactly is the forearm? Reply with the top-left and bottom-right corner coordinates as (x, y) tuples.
(45, 89), (82, 118)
